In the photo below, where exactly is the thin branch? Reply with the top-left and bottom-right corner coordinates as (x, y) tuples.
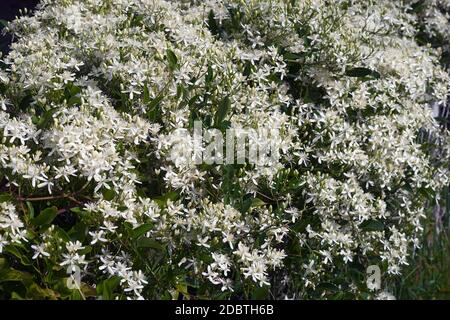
(14, 181), (91, 203)
(16, 194), (69, 202)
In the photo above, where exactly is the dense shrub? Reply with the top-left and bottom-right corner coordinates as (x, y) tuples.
(0, 0), (449, 299)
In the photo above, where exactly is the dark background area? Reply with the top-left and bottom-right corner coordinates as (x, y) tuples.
(0, 0), (39, 55)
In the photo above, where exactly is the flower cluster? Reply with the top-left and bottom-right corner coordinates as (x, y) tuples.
(0, 201), (28, 253)
(0, 0), (448, 300)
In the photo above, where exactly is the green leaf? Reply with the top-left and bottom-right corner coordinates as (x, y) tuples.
(360, 219), (385, 232)
(175, 84), (185, 100)
(69, 85), (82, 96)
(136, 237), (164, 250)
(283, 52), (302, 62)
(242, 197), (266, 213)
(243, 60), (252, 77)
(409, 0), (427, 13)
(251, 286), (269, 299)
(101, 188), (115, 201)
(70, 290), (83, 300)
(345, 67), (380, 79)
(215, 96), (231, 126)
(97, 276), (121, 300)
(219, 120), (231, 131)
(67, 95), (81, 106)
(205, 64), (214, 85)
(26, 202), (34, 219)
(68, 222), (88, 242)
(0, 268), (32, 283)
(4, 245), (32, 266)
(54, 226), (71, 242)
(154, 191), (179, 207)
(10, 292), (24, 300)
(70, 207), (82, 213)
(0, 193), (13, 203)
(26, 283), (59, 300)
(175, 283), (189, 296)
(37, 108), (59, 129)
(146, 95), (164, 121)
(143, 85), (151, 104)
(132, 223), (154, 239)
(148, 95), (164, 110)
(77, 245), (92, 255)
(166, 49), (178, 71)
(250, 198), (266, 208)
(31, 206), (58, 226)
(207, 10), (219, 36)
(187, 94), (201, 108)
(0, 258), (7, 270)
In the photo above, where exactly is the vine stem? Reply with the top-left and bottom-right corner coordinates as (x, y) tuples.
(14, 181), (90, 205)
(16, 194), (69, 202)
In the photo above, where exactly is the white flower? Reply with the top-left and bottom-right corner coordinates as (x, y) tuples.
(66, 241), (85, 253)
(242, 260), (270, 287)
(89, 230), (108, 245)
(54, 165), (77, 183)
(0, 234), (9, 253)
(100, 220), (118, 233)
(211, 252), (231, 276)
(60, 252), (87, 268)
(202, 265), (222, 285)
(31, 243), (50, 260)
(0, 0), (448, 300)
(196, 235), (210, 248)
(0, 97), (9, 111)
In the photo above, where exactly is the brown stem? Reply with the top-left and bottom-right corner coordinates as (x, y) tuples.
(67, 196), (83, 206)
(15, 181), (91, 204)
(16, 194), (69, 202)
